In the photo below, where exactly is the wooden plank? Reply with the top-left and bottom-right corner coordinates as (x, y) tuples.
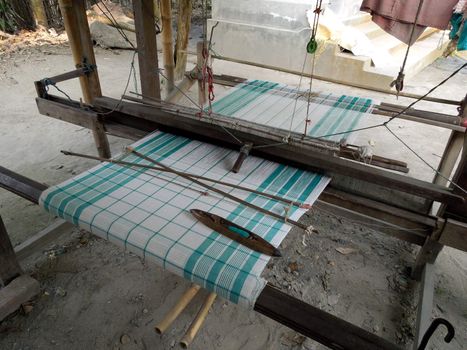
(93, 96), (464, 205)
(133, 0), (161, 100)
(36, 97), (97, 129)
(0, 275), (40, 322)
(439, 219), (467, 252)
(0, 166), (46, 204)
(0, 216), (22, 286)
(255, 284), (402, 350)
(14, 220), (73, 261)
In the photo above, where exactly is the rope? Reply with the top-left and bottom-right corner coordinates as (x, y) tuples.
(390, 0), (425, 96)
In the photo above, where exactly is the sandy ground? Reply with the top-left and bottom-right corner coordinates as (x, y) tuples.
(0, 32), (466, 350)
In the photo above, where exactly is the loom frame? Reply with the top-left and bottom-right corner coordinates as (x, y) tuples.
(1, 1), (466, 349)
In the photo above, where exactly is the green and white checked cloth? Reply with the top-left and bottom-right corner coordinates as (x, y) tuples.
(211, 80), (374, 143)
(39, 81), (373, 307)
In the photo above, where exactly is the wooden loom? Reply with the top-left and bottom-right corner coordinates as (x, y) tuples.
(1, 1), (466, 349)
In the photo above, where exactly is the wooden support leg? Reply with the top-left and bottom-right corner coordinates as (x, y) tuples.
(91, 119), (111, 160)
(0, 216), (22, 287)
(58, 0), (111, 158)
(433, 131), (465, 188)
(133, 0), (162, 101)
(413, 263), (435, 350)
(412, 223), (444, 280)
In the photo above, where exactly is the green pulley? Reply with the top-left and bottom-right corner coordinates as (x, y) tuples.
(306, 37), (318, 54)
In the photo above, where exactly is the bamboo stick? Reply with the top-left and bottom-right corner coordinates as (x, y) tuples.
(175, 0), (192, 80)
(127, 147), (311, 231)
(180, 292), (217, 348)
(197, 42), (207, 106)
(60, 150), (309, 208)
(155, 284), (201, 334)
(160, 0), (175, 92)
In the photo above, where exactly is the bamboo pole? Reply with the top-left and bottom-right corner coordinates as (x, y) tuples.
(160, 0), (175, 92)
(197, 42), (207, 106)
(155, 284), (201, 334)
(174, 0), (192, 80)
(180, 293), (217, 348)
(58, 0), (110, 159)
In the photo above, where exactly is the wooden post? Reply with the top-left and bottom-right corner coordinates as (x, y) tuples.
(58, 0), (111, 158)
(160, 0), (175, 92)
(30, 0), (48, 27)
(197, 41), (207, 107)
(133, 0), (162, 101)
(174, 0), (192, 81)
(437, 95), (467, 219)
(0, 216), (22, 287)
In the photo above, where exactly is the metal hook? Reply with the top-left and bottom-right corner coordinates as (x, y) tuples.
(417, 318), (455, 350)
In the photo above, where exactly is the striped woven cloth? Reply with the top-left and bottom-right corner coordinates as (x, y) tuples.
(40, 132), (329, 306)
(39, 82), (372, 306)
(211, 80), (374, 142)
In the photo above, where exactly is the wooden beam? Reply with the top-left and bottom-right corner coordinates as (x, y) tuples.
(412, 223), (444, 280)
(255, 284), (402, 350)
(93, 96), (464, 205)
(0, 275), (40, 322)
(174, 0), (192, 81)
(0, 166), (46, 204)
(315, 200), (427, 246)
(439, 218), (467, 252)
(440, 99), (467, 221)
(14, 219), (73, 261)
(58, 0), (110, 159)
(434, 131), (465, 187)
(166, 68), (197, 103)
(133, 0), (161, 100)
(0, 216), (22, 286)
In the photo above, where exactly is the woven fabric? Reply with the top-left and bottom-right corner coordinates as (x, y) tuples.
(40, 131), (329, 306)
(211, 80), (374, 143)
(39, 82), (371, 306)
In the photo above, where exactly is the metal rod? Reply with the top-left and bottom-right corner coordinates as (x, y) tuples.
(127, 147), (310, 231)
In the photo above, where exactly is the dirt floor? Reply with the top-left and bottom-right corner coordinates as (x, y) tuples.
(0, 29), (466, 350)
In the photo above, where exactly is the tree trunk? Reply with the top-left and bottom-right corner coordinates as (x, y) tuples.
(30, 0), (48, 27)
